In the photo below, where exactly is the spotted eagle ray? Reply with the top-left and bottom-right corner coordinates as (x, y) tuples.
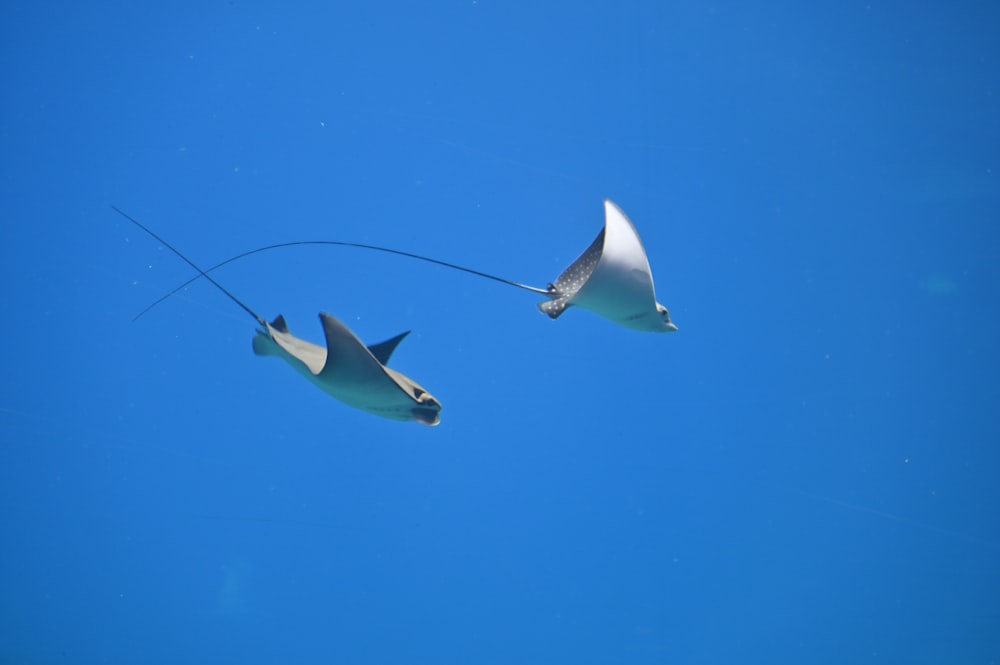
(136, 199), (677, 333)
(114, 207), (442, 426)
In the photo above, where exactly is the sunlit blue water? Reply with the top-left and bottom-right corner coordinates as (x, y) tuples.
(1, 3), (998, 663)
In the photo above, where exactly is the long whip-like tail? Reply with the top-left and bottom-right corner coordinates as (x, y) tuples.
(128, 236), (550, 323)
(113, 206), (270, 327)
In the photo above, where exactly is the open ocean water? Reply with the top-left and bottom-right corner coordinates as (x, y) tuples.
(1, 2), (998, 663)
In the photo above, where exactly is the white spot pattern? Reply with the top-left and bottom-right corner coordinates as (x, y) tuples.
(551, 228), (604, 298)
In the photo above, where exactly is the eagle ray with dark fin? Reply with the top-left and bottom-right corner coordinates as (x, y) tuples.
(114, 206), (442, 425)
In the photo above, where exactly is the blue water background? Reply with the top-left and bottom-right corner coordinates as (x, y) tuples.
(1, 2), (998, 663)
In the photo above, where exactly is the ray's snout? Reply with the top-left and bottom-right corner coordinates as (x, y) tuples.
(657, 304), (678, 332)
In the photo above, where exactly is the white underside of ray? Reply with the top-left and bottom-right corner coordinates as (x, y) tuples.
(568, 200), (658, 322)
(543, 199), (675, 332)
(252, 313), (440, 424)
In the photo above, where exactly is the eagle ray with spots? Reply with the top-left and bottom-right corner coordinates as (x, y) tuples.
(133, 199), (677, 333)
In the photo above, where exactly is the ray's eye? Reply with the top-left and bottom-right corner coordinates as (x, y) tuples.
(414, 388), (425, 399)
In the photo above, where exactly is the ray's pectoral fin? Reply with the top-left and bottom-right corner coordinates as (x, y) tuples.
(537, 228), (605, 318)
(316, 312), (386, 380)
(366, 330), (411, 366)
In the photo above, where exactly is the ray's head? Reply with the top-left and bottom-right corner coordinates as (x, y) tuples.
(656, 302), (679, 333)
(410, 387), (442, 426)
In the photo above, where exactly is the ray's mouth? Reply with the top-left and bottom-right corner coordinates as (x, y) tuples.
(412, 407), (441, 426)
